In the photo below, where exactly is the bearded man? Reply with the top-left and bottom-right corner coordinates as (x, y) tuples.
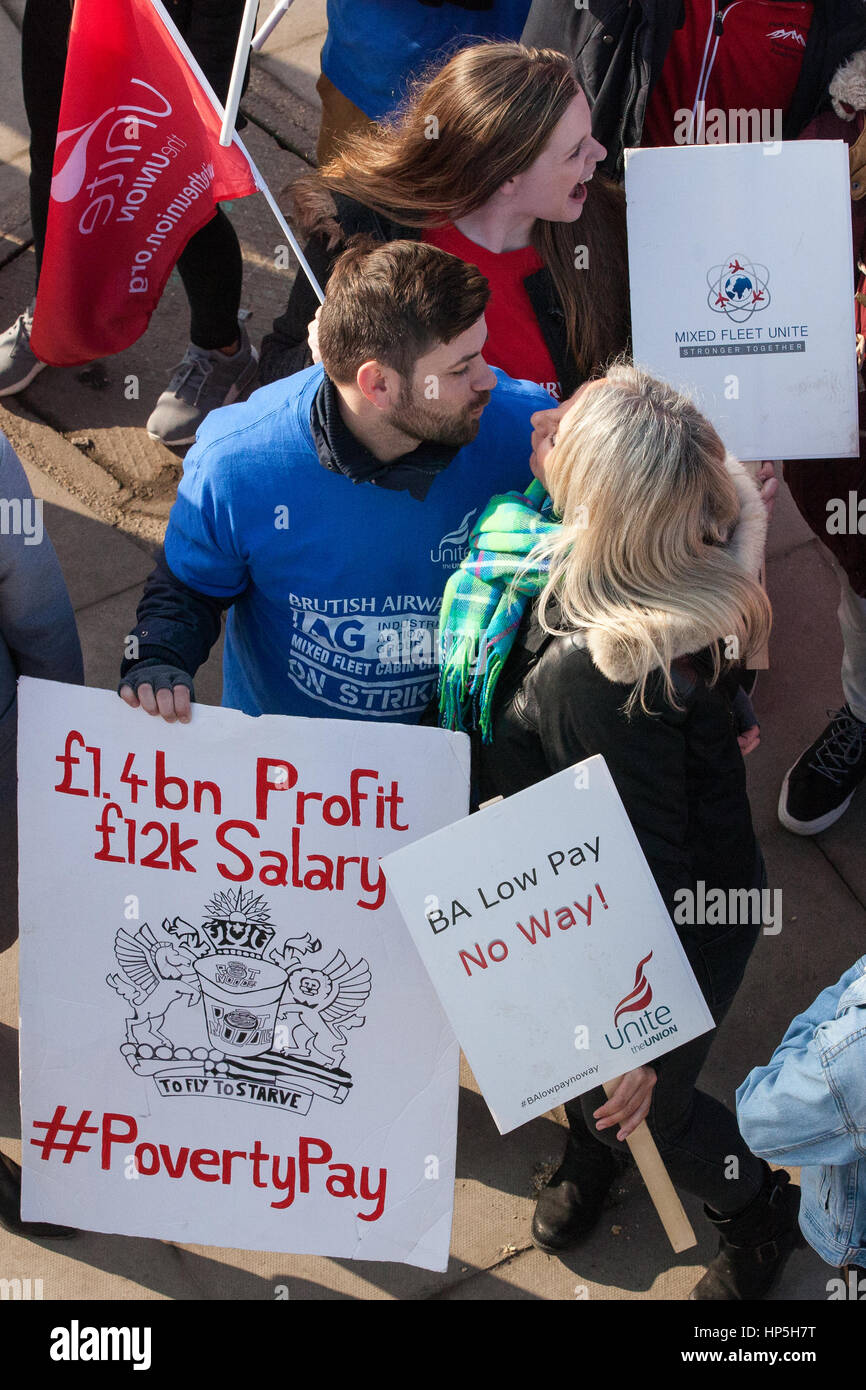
(119, 238), (550, 723)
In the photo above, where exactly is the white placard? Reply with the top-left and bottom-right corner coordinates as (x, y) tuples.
(382, 757), (714, 1135)
(18, 679), (468, 1270)
(626, 141), (858, 460)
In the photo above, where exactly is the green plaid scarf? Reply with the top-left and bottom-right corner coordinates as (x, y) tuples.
(438, 478), (558, 742)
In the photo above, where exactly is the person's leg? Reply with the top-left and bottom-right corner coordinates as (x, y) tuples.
(532, 856), (801, 1291)
(0, 0), (70, 396)
(315, 72), (374, 165)
(574, 908), (800, 1297)
(569, 891), (765, 1213)
(576, 1023), (765, 1214)
(176, 208), (243, 352)
(531, 910), (766, 1251)
(146, 0), (254, 443)
(145, 209), (258, 446)
(21, 0), (70, 282)
(530, 1095), (622, 1251)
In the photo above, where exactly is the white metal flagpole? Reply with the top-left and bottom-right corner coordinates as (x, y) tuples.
(147, 0), (326, 301)
(220, 0), (260, 147)
(252, 0), (296, 51)
(247, 153), (326, 304)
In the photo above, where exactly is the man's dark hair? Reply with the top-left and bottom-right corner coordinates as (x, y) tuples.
(317, 237), (490, 384)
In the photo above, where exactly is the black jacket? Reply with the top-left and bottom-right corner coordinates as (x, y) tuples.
(258, 192), (582, 396)
(477, 453), (768, 934)
(478, 608), (760, 928)
(522, 0), (866, 178)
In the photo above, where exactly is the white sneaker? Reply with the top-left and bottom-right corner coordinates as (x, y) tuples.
(0, 304), (47, 397)
(146, 322), (259, 446)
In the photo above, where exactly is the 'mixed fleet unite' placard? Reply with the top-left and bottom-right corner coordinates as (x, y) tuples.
(17, 678), (469, 1270)
(626, 140), (858, 461)
(382, 757), (714, 1135)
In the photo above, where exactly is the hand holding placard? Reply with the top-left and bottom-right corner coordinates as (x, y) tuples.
(382, 756), (713, 1249)
(600, 1075), (696, 1254)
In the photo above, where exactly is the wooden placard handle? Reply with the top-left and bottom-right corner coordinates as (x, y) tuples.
(602, 1076), (697, 1253)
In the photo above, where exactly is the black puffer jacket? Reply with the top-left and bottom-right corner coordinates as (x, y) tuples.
(259, 190), (599, 396)
(522, 0), (866, 179)
(478, 456), (768, 924)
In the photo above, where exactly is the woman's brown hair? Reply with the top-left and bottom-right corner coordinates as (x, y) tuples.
(291, 43), (629, 382)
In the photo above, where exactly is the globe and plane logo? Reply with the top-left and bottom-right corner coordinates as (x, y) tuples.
(706, 255), (772, 324)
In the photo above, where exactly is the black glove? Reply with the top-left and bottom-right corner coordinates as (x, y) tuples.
(118, 659), (196, 702)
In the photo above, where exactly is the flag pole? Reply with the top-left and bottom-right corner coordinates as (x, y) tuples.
(220, 0), (260, 146)
(246, 154), (326, 304)
(252, 0), (296, 51)
(147, 0), (325, 301)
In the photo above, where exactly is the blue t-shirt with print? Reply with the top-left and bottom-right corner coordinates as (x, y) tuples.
(321, 0), (532, 120)
(164, 365), (551, 721)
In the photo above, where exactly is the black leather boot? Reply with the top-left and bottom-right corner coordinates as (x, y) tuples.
(531, 1138), (620, 1253)
(0, 1151), (77, 1239)
(690, 1166), (803, 1300)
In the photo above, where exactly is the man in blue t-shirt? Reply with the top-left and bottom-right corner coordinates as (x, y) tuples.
(119, 239), (551, 724)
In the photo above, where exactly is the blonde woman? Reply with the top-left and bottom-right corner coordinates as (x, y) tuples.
(260, 42), (628, 399)
(437, 366), (799, 1300)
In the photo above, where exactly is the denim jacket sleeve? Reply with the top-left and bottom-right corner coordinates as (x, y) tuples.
(736, 956), (866, 1166)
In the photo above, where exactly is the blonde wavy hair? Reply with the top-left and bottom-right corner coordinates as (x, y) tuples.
(531, 365), (772, 714)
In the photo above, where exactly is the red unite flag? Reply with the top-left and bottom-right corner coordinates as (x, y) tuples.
(30, 0), (259, 366)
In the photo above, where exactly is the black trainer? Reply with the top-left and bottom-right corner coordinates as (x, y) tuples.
(779, 705), (866, 835)
(530, 1140), (620, 1253)
(0, 1151), (76, 1239)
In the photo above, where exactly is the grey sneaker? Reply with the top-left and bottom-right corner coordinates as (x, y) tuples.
(0, 303), (47, 397)
(146, 322), (259, 445)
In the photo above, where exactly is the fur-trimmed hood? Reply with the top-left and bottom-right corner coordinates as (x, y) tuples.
(575, 453), (767, 685)
(284, 181), (417, 252)
(830, 48), (866, 121)
(827, 49), (866, 199)
(287, 182), (346, 250)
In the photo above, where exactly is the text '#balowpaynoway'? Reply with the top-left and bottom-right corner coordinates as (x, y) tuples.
(521, 1064), (598, 1109)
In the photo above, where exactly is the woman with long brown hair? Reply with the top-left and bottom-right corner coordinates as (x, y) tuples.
(259, 42), (629, 400)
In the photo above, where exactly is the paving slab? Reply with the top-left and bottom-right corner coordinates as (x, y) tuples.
(73, 583), (225, 704)
(0, 4), (31, 264)
(5, 126), (310, 425)
(0, 133), (312, 535)
(746, 529), (846, 840)
(765, 469), (817, 560)
(817, 802), (866, 910)
(702, 828), (865, 1102)
(1, 0), (863, 1307)
(255, 0), (327, 111)
(10, 485), (153, 614)
(0, 0), (25, 29)
(243, 57), (320, 163)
